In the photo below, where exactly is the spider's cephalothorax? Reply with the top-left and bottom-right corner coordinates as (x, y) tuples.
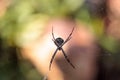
(49, 27), (75, 70)
(55, 37), (64, 50)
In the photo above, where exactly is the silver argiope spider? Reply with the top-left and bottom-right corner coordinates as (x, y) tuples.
(49, 27), (75, 70)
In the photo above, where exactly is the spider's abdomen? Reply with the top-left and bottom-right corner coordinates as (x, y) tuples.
(55, 37), (64, 46)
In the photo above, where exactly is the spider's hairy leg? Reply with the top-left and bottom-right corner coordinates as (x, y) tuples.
(49, 48), (59, 70)
(52, 26), (56, 41)
(64, 36), (72, 44)
(52, 27), (59, 47)
(66, 26), (75, 40)
(61, 48), (75, 69)
(62, 27), (75, 45)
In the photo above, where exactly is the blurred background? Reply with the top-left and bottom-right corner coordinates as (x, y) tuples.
(0, 0), (120, 80)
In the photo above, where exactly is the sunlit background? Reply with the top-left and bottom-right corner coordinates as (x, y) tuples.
(0, 0), (120, 80)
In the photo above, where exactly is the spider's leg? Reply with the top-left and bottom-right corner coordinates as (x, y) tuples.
(61, 48), (75, 69)
(52, 27), (56, 41)
(52, 27), (59, 47)
(49, 48), (59, 70)
(62, 27), (75, 46)
(64, 36), (72, 44)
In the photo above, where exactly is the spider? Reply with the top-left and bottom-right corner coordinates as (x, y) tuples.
(49, 27), (75, 70)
